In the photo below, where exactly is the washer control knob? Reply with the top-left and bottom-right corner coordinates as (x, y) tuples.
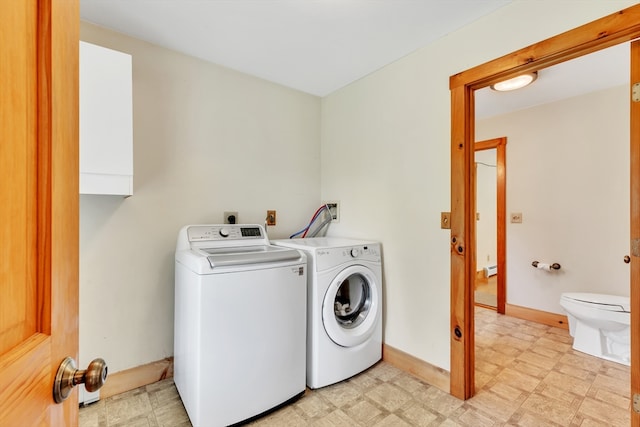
(219, 228), (230, 237)
(350, 248), (359, 257)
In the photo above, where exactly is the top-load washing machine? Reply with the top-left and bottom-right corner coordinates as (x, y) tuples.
(273, 237), (382, 389)
(174, 224), (307, 426)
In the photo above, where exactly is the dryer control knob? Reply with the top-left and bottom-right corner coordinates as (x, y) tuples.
(350, 248), (359, 257)
(219, 228), (230, 237)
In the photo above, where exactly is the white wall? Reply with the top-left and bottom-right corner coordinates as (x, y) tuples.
(79, 23), (321, 372)
(320, 0), (636, 371)
(477, 84), (630, 314)
(80, 0), (638, 378)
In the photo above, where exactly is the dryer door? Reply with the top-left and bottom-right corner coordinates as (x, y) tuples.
(322, 265), (380, 347)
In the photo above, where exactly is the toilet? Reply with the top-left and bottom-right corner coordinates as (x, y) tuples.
(559, 292), (630, 366)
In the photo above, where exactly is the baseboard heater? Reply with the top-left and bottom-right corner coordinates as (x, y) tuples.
(483, 265), (498, 278)
(78, 384), (100, 406)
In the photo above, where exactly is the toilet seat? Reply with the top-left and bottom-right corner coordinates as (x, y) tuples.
(561, 292), (629, 313)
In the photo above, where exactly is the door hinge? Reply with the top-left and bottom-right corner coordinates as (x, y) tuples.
(633, 83), (640, 102)
(634, 394), (640, 413)
(632, 238), (640, 257)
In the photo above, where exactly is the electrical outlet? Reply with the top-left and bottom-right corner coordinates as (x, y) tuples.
(224, 211), (238, 224)
(510, 212), (523, 223)
(266, 210), (276, 226)
(324, 201), (340, 223)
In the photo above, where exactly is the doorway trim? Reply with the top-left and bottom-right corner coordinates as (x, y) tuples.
(449, 4), (640, 406)
(474, 137), (506, 314)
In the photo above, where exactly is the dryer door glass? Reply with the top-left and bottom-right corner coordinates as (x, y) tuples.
(334, 273), (371, 329)
(322, 265), (379, 347)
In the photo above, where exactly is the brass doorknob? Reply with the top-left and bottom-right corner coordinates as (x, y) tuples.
(53, 357), (108, 403)
(624, 255), (631, 264)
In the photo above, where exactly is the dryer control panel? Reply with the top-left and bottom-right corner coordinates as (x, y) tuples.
(316, 244), (381, 271)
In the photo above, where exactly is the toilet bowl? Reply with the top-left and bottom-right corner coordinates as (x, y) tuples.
(559, 292), (630, 366)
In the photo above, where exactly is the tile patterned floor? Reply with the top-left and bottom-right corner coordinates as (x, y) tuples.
(474, 307), (630, 426)
(80, 307), (631, 426)
(475, 276), (497, 308)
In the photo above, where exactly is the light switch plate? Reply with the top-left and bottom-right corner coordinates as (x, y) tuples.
(441, 212), (451, 229)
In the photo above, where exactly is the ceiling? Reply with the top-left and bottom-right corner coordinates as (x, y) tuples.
(80, 0), (629, 116)
(80, 0), (513, 97)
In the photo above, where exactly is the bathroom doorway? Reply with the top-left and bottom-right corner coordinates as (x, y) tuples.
(474, 137), (506, 314)
(448, 6), (640, 421)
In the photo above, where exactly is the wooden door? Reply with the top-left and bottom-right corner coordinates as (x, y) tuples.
(631, 39), (640, 426)
(0, 0), (79, 425)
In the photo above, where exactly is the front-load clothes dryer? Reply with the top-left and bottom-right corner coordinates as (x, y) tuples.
(272, 237), (382, 389)
(174, 224), (307, 426)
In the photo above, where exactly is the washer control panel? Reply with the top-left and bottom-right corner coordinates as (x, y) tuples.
(187, 225), (264, 242)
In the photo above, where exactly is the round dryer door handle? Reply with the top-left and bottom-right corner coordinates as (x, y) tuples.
(624, 255), (631, 264)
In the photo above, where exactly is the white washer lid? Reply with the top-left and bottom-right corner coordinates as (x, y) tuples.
(561, 292), (630, 312)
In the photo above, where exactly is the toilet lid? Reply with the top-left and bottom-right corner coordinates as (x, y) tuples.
(561, 292), (630, 312)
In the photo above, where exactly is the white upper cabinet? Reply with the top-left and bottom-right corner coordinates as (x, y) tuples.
(80, 41), (133, 196)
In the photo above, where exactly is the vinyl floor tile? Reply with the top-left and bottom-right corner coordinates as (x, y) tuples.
(80, 307), (631, 426)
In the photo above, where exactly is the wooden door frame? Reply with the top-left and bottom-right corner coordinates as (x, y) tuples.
(474, 137), (506, 314)
(449, 5), (640, 413)
(630, 36), (640, 427)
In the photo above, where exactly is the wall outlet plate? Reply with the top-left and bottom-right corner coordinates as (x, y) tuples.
(324, 201), (340, 223)
(266, 210), (276, 226)
(510, 212), (523, 223)
(224, 211), (238, 224)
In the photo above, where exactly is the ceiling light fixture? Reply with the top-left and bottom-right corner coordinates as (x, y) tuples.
(490, 71), (538, 91)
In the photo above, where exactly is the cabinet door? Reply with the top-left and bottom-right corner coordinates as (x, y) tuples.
(80, 41), (133, 195)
